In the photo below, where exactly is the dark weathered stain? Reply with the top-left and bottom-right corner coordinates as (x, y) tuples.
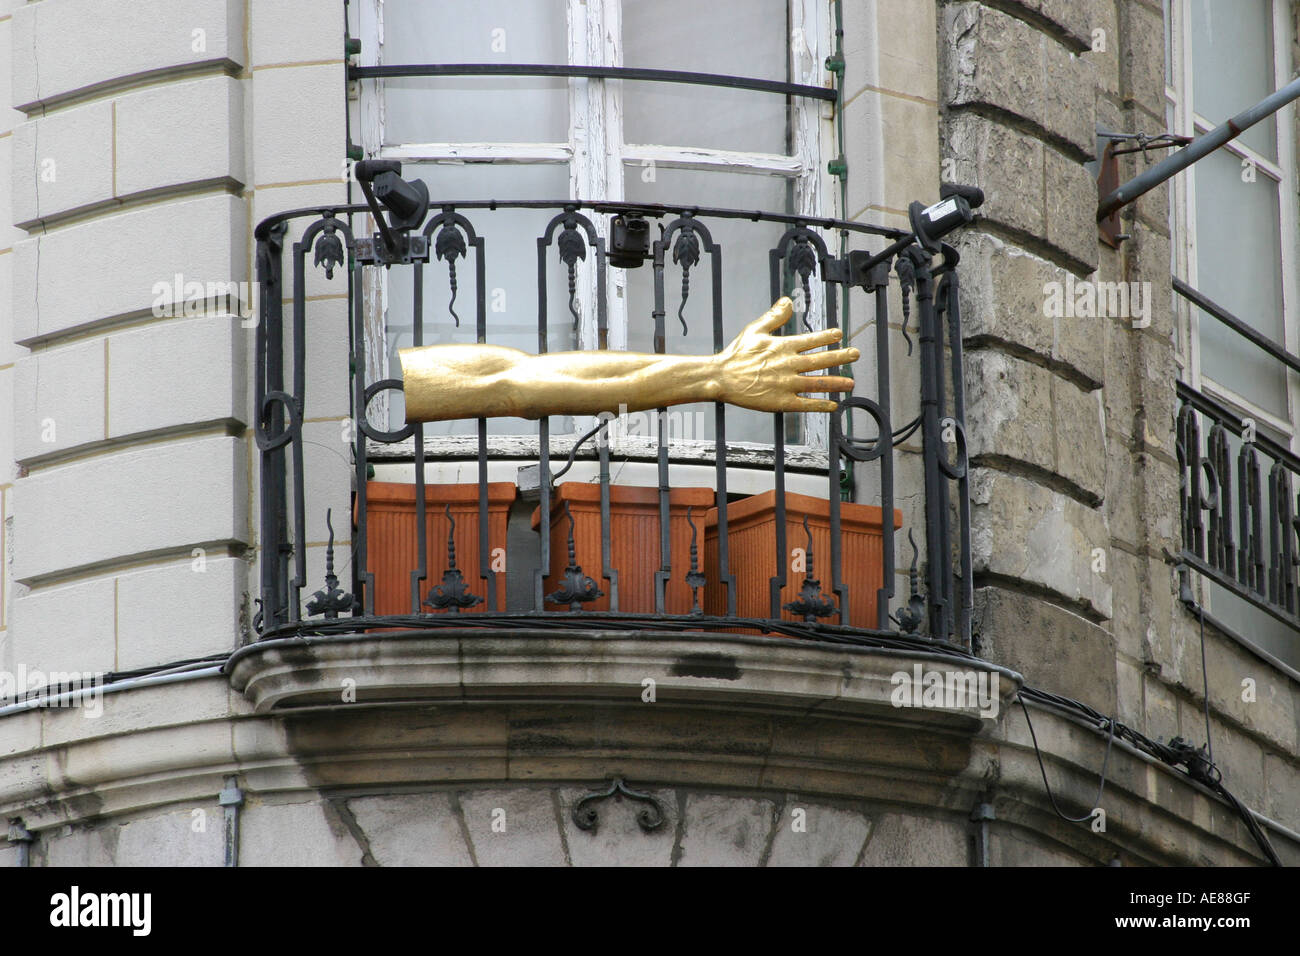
(669, 653), (741, 681)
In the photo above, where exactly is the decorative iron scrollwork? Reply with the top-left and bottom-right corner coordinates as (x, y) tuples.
(306, 510), (359, 619)
(789, 234), (818, 332)
(894, 252), (916, 355)
(783, 516), (836, 621)
(434, 221), (468, 327)
(672, 223), (700, 335)
(571, 778), (666, 835)
(546, 500), (603, 609)
(424, 505), (483, 612)
(892, 530), (925, 633)
(557, 220), (586, 333)
(313, 221), (345, 280)
(684, 506), (706, 615)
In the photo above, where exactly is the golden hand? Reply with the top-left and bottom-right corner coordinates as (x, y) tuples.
(711, 297), (858, 413)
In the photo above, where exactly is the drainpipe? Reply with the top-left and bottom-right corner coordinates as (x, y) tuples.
(219, 776), (244, 867)
(1098, 74), (1300, 221)
(7, 818), (34, 867)
(970, 800), (995, 867)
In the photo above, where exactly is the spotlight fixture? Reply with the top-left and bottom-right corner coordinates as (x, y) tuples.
(609, 214), (651, 268)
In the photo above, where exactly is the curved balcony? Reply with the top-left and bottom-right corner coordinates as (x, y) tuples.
(245, 178), (978, 689)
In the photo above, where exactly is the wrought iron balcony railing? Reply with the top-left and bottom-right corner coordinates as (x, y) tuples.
(1176, 277), (1300, 637)
(251, 182), (977, 649)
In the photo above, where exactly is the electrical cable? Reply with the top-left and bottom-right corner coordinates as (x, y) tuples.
(1018, 696), (1115, 824)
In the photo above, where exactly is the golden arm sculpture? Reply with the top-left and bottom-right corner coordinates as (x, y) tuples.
(399, 297), (858, 423)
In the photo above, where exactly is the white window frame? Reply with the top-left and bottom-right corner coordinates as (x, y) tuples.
(1169, 0), (1300, 441)
(355, 0), (838, 464)
(1168, 0), (1300, 651)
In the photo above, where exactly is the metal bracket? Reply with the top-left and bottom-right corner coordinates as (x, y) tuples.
(7, 818), (33, 844)
(355, 233), (429, 266)
(845, 249), (893, 290)
(1096, 131), (1190, 248)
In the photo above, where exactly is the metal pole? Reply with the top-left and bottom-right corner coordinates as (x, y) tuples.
(220, 776), (244, 868)
(1098, 74), (1300, 221)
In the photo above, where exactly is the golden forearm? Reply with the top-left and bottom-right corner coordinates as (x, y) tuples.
(399, 345), (718, 423)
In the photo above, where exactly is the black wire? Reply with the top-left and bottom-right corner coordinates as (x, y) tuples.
(1018, 696), (1115, 824)
(1198, 599), (1214, 766)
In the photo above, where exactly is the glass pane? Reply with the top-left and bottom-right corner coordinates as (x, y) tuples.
(624, 167), (797, 444)
(1195, 147), (1286, 416)
(621, 0), (791, 154)
(381, 0), (568, 144)
(1190, 0), (1276, 159)
(1207, 583), (1300, 671)
(385, 163), (576, 436)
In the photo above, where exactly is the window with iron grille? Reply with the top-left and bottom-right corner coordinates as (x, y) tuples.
(1167, 0), (1300, 670)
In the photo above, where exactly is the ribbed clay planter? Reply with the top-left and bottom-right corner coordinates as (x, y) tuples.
(703, 489), (902, 630)
(363, 481), (517, 615)
(531, 482), (716, 615)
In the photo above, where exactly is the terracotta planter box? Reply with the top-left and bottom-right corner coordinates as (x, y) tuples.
(531, 483), (716, 614)
(363, 481), (517, 615)
(703, 490), (902, 629)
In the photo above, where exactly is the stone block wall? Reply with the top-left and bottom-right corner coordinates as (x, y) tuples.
(940, 0), (1300, 836)
(0, 0), (351, 680)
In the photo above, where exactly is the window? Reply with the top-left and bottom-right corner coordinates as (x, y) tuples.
(1168, 0), (1300, 666)
(353, 0), (835, 452)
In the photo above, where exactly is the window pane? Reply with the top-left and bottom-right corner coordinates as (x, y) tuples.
(1191, 0), (1276, 159)
(621, 0), (791, 154)
(385, 163), (576, 436)
(624, 167), (796, 444)
(381, 0), (568, 144)
(1195, 147), (1287, 416)
(1207, 583), (1300, 670)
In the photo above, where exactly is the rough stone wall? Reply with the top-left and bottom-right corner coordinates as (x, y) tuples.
(941, 0), (1300, 834)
